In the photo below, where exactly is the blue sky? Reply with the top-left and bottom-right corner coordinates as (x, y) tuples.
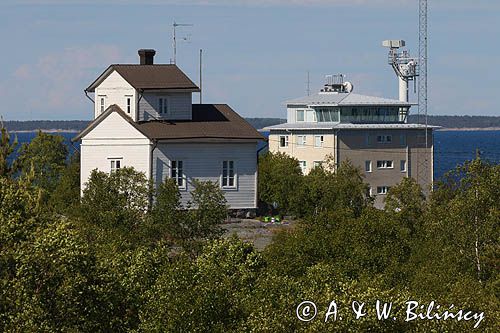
(0, 0), (499, 120)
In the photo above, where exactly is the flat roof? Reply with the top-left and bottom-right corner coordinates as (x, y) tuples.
(264, 122), (440, 131)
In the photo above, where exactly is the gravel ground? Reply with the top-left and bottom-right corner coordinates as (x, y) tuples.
(222, 218), (295, 251)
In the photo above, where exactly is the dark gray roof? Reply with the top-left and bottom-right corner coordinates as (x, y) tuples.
(73, 104), (265, 142)
(137, 104), (266, 140)
(86, 64), (200, 92)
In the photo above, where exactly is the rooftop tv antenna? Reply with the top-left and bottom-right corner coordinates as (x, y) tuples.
(172, 21), (193, 64)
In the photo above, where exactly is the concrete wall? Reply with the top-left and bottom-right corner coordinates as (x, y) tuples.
(338, 128), (433, 208)
(268, 130), (336, 174)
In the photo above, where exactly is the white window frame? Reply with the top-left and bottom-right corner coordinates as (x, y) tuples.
(377, 186), (390, 195)
(299, 161), (307, 174)
(126, 95), (132, 114)
(279, 135), (289, 148)
(159, 97), (169, 115)
(365, 160), (372, 173)
(377, 135), (392, 144)
(99, 95), (106, 114)
(170, 160), (186, 190)
(108, 157), (122, 173)
(221, 160), (237, 189)
(314, 135), (324, 148)
(313, 161), (323, 169)
(297, 135), (307, 148)
(296, 110), (305, 122)
(400, 160), (407, 172)
(377, 160), (394, 169)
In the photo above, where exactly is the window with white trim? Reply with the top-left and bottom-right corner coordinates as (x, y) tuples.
(222, 160), (236, 189)
(109, 158), (122, 173)
(400, 160), (407, 172)
(171, 160), (185, 188)
(296, 110), (305, 122)
(297, 135), (307, 147)
(365, 160), (372, 172)
(299, 161), (307, 174)
(159, 97), (169, 115)
(366, 187), (373, 197)
(377, 186), (390, 195)
(126, 96), (132, 114)
(313, 161), (323, 169)
(314, 135), (324, 148)
(279, 135), (289, 148)
(377, 135), (392, 143)
(377, 160), (394, 169)
(99, 95), (106, 113)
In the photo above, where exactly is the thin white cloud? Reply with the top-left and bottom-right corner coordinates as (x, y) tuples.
(1, 45), (122, 120)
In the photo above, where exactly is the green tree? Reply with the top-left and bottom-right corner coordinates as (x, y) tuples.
(258, 152), (303, 215)
(294, 160), (371, 219)
(49, 153), (81, 215)
(150, 179), (228, 252)
(15, 131), (68, 193)
(0, 119), (17, 178)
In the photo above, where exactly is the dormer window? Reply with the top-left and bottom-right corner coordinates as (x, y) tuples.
(159, 97), (169, 115)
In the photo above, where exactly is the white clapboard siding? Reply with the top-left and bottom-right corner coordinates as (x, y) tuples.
(139, 92), (192, 121)
(95, 70), (137, 120)
(153, 142), (258, 209)
(80, 111), (151, 192)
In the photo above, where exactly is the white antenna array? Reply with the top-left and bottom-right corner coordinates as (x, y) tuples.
(172, 21), (193, 64)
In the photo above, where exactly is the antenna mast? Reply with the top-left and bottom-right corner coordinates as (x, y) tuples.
(172, 21), (193, 64)
(419, 0), (428, 143)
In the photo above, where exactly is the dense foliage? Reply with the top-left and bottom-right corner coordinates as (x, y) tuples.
(0, 128), (498, 331)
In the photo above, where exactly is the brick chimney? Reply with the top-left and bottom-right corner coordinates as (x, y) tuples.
(138, 49), (156, 65)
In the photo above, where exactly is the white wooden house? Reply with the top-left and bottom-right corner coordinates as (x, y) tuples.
(74, 49), (264, 211)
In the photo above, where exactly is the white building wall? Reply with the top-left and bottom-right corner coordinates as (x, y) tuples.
(80, 112), (151, 191)
(152, 142), (258, 209)
(139, 92), (192, 121)
(94, 71), (137, 120)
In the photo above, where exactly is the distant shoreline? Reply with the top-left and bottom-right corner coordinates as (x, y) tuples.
(10, 127), (500, 133)
(11, 129), (80, 133)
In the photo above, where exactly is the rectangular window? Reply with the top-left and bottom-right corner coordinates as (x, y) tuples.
(365, 160), (372, 172)
(314, 135), (324, 148)
(297, 135), (306, 147)
(377, 135), (392, 143)
(222, 160), (236, 188)
(126, 96), (132, 114)
(377, 186), (390, 195)
(299, 161), (307, 174)
(400, 160), (407, 172)
(99, 96), (106, 113)
(400, 134), (407, 146)
(313, 161), (323, 169)
(279, 135), (289, 148)
(296, 110), (305, 122)
(377, 160), (394, 169)
(110, 158), (121, 173)
(159, 97), (169, 115)
(171, 160), (185, 188)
